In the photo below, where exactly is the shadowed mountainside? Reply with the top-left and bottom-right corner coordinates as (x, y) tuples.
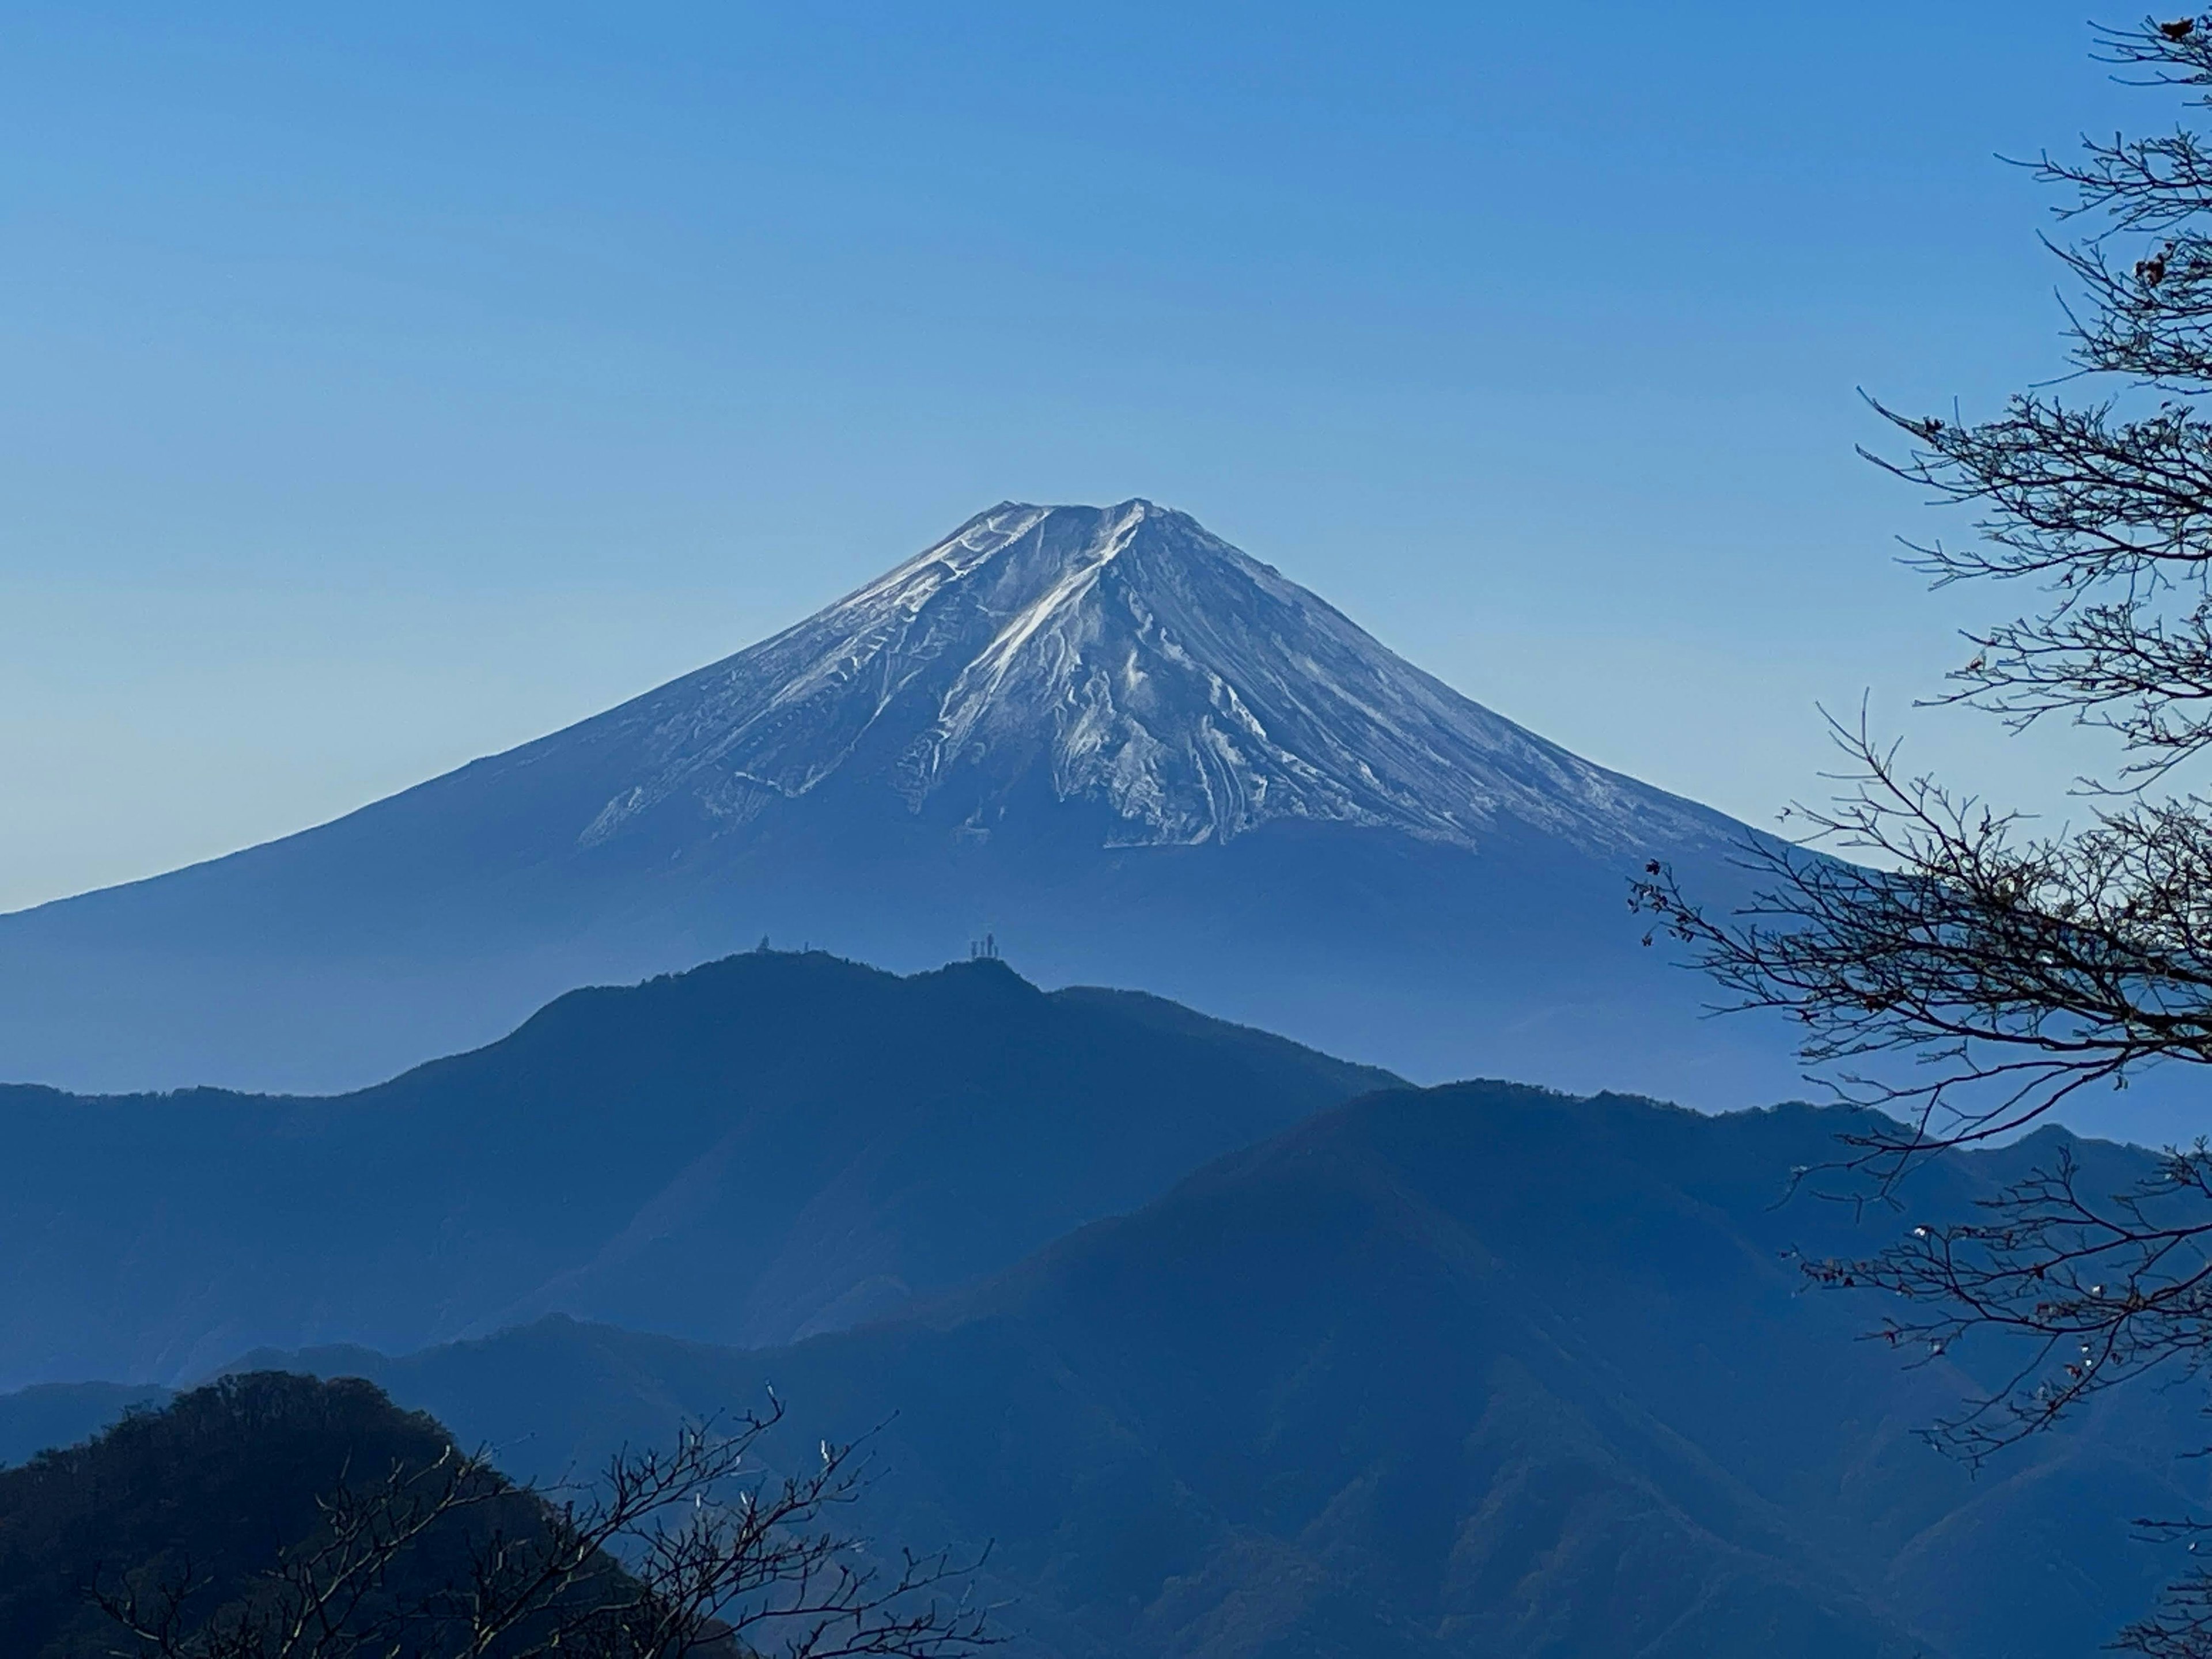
(0, 1372), (656, 1659)
(0, 1384), (170, 1471)
(0, 950), (1393, 1387)
(0, 500), (1785, 1103)
(201, 1084), (2202, 1659)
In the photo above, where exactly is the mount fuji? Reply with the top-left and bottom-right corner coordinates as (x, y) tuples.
(0, 501), (1779, 1096)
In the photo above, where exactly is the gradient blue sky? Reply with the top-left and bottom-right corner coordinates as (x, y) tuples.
(0, 2), (2154, 911)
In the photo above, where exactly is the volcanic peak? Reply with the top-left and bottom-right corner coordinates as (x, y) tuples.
(569, 501), (1722, 857)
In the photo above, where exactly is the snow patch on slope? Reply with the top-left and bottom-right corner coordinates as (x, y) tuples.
(572, 500), (1723, 856)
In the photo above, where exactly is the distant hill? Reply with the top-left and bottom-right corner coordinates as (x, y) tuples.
(0, 499), (1788, 1102)
(221, 1084), (2205, 1659)
(0, 949), (1394, 1386)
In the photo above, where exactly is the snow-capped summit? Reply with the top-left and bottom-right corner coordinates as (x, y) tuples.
(565, 500), (1717, 856)
(0, 499), (1771, 1098)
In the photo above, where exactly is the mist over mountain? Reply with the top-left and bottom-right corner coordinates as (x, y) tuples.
(12, 498), (2081, 1655)
(0, 949), (1390, 1388)
(181, 1085), (2199, 1659)
(1, 951), (2196, 1656)
(0, 500), (1777, 1098)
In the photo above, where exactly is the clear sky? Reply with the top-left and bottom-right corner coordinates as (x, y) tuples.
(0, 2), (2155, 912)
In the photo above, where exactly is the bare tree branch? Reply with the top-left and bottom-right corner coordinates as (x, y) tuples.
(97, 1400), (998, 1659)
(1639, 14), (2212, 1653)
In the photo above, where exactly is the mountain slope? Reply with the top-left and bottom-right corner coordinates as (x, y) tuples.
(0, 1384), (171, 1471)
(213, 1085), (2205, 1659)
(0, 949), (1393, 1388)
(0, 1372), (680, 1659)
(0, 500), (1777, 1097)
(558, 499), (1714, 854)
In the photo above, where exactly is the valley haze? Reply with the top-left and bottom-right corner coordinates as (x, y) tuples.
(0, 513), (2172, 1657)
(5, 11), (2198, 1659)
(0, 499), (1787, 1102)
(0, 965), (2190, 1659)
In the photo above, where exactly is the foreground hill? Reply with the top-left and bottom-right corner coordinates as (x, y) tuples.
(0, 950), (1391, 1386)
(0, 499), (1782, 1100)
(0, 1384), (169, 1471)
(209, 1084), (2202, 1659)
(0, 1373), (641, 1659)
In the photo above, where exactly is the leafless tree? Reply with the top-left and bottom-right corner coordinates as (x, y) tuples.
(93, 1396), (996, 1659)
(1631, 14), (2212, 1652)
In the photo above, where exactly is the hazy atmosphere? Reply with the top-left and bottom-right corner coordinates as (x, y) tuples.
(0, 2), (2139, 911)
(14, 7), (2212, 1658)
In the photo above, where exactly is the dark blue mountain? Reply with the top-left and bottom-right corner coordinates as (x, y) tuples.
(181, 1084), (2201, 1659)
(0, 950), (1391, 1387)
(0, 500), (1779, 1099)
(0, 1384), (169, 1470)
(0, 1372), (687, 1659)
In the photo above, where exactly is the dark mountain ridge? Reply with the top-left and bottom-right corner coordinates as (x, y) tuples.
(0, 948), (1392, 1388)
(150, 1082), (2201, 1659)
(0, 1372), (690, 1659)
(0, 500), (1785, 1100)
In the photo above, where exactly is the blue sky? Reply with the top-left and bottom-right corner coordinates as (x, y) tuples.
(0, 2), (2151, 911)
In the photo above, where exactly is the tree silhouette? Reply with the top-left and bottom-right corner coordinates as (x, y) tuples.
(48, 1374), (995, 1659)
(1633, 15), (2212, 1653)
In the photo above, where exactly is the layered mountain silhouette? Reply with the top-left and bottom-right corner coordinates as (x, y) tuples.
(9, 503), (2190, 1659)
(130, 1087), (2197, 1659)
(0, 499), (1773, 1096)
(0, 950), (1390, 1387)
(2, 949), (2197, 1656)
